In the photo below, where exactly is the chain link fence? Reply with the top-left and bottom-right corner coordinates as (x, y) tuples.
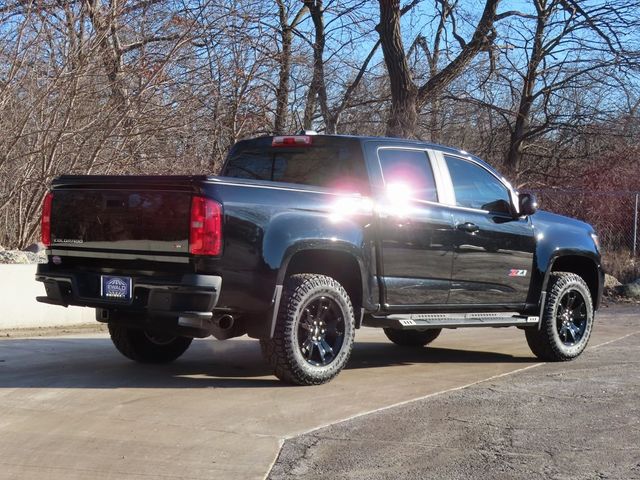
(535, 189), (640, 282)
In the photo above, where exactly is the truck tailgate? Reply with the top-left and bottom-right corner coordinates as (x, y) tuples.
(49, 175), (208, 257)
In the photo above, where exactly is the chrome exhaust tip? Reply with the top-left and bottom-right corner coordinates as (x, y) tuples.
(215, 314), (234, 330)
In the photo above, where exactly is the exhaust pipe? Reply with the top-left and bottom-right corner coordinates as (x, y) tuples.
(178, 312), (236, 339)
(215, 314), (234, 331)
(211, 314), (235, 340)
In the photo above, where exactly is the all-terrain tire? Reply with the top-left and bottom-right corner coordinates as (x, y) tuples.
(525, 272), (594, 361)
(383, 328), (442, 347)
(260, 274), (356, 386)
(108, 323), (193, 363)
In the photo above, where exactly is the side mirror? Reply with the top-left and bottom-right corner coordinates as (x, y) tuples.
(518, 192), (538, 216)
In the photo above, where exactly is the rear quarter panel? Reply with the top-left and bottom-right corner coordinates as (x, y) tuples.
(199, 179), (376, 314)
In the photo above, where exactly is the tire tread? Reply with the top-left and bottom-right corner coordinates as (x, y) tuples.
(108, 324), (192, 364)
(525, 272), (593, 361)
(260, 274), (355, 385)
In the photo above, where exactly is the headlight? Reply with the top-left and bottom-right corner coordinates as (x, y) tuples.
(590, 233), (600, 251)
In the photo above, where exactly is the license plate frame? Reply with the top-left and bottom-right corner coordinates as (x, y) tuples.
(101, 275), (133, 301)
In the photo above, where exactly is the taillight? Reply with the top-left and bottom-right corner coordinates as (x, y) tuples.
(41, 192), (53, 247)
(272, 135), (313, 147)
(189, 196), (222, 256)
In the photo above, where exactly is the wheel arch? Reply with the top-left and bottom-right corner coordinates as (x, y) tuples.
(544, 254), (603, 309)
(279, 247), (365, 327)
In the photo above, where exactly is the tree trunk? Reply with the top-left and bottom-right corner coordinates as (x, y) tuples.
(303, 82), (317, 130)
(417, 0), (500, 106)
(428, 98), (441, 143)
(304, 0), (333, 133)
(274, 2), (307, 134)
(504, 0), (548, 174)
(377, 0), (500, 138)
(274, 24), (292, 134)
(84, 0), (129, 112)
(505, 120), (527, 174)
(377, 0), (418, 138)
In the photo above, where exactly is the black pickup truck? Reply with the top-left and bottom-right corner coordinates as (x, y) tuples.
(36, 133), (603, 385)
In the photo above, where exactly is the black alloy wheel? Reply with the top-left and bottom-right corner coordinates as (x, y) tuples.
(260, 274), (356, 385)
(556, 289), (588, 346)
(298, 296), (345, 366)
(525, 272), (594, 361)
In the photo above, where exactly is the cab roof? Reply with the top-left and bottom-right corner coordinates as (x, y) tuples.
(233, 133), (501, 179)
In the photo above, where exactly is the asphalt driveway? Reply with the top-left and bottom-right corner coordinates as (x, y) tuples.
(270, 324), (640, 479)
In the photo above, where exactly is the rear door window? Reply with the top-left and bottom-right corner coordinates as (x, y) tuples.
(378, 149), (438, 202)
(224, 140), (368, 194)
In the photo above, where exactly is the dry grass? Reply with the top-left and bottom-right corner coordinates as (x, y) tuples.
(603, 250), (640, 284)
(0, 323), (106, 338)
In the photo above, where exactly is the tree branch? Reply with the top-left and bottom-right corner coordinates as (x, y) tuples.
(120, 34), (181, 54)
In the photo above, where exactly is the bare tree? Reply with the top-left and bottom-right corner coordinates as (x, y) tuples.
(500, 0), (640, 174)
(274, 0), (307, 133)
(301, 0), (383, 133)
(0, 0), (638, 251)
(376, 0), (501, 138)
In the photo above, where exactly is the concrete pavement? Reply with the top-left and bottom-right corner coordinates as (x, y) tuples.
(0, 304), (638, 479)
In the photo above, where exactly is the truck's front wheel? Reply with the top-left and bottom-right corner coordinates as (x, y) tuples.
(260, 274), (356, 385)
(525, 272), (594, 361)
(108, 324), (193, 364)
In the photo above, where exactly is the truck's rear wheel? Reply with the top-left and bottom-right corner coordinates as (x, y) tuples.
(260, 274), (355, 385)
(108, 323), (193, 363)
(525, 272), (594, 361)
(383, 328), (441, 347)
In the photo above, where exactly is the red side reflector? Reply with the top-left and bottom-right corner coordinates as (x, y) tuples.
(272, 135), (313, 147)
(189, 196), (222, 256)
(41, 192), (53, 247)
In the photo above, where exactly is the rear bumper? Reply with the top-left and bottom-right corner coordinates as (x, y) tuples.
(36, 270), (222, 317)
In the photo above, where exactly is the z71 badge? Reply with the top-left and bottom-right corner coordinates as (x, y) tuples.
(509, 269), (528, 277)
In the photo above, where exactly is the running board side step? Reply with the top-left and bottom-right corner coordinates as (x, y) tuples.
(363, 312), (540, 329)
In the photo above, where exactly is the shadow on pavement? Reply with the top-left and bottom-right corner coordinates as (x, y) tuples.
(348, 342), (533, 369)
(0, 336), (534, 389)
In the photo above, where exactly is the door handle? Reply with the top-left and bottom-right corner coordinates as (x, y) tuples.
(457, 222), (479, 233)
